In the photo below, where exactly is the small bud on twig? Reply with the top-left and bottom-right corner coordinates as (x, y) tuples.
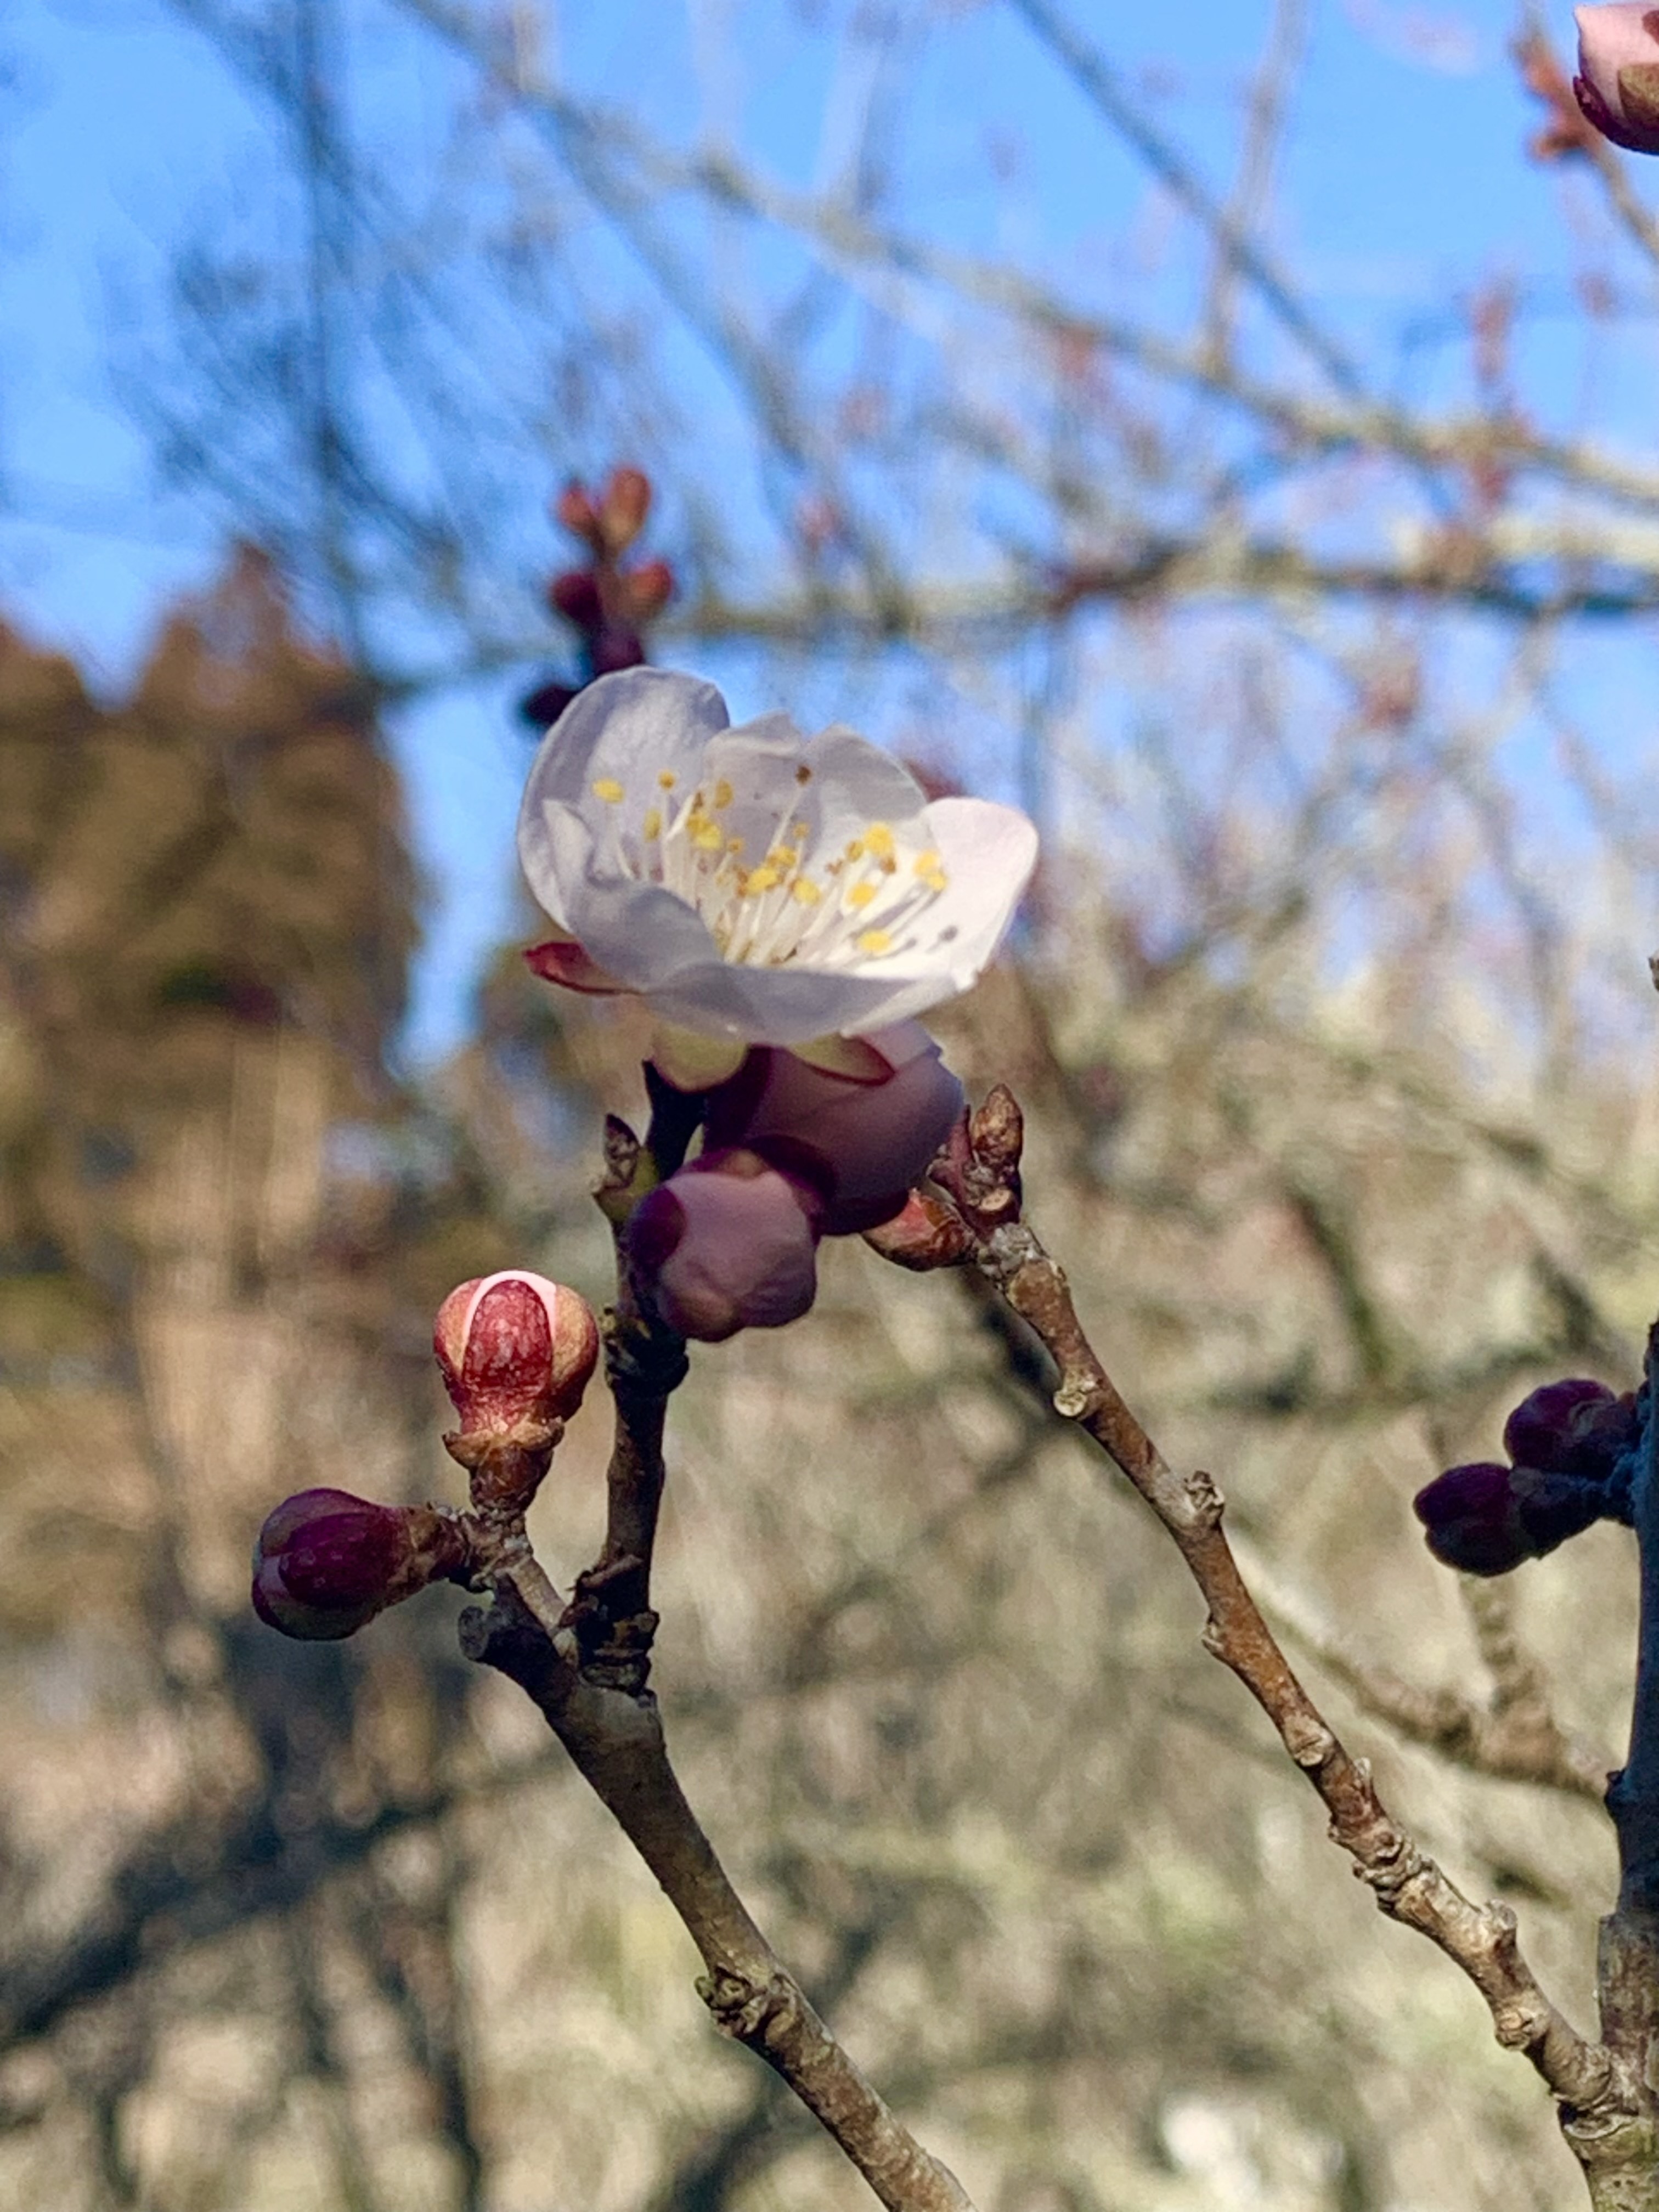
(862, 1189), (973, 1271)
(434, 1271), (600, 1440)
(252, 1489), (470, 1640)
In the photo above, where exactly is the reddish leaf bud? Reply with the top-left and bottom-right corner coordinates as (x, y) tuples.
(861, 1188), (972, 1271)
(1501, 1378), (1639, 1479)
(628, 1148), (821, 1341)
(433, 1271), (600, 1437)
(599, 465), (651, 553)
(1413, 1460), (1610, 1576)
(1575, 7), (1659, 154)
(555, 479), (602, 547)
(252, 1488), (467, 1640)
(549, 568), (603, 631)
(587, 623), (647, 676)
(622, 557), (674, 621)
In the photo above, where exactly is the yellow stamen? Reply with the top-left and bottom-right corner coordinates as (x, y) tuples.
(714, 778), (734, 809)
(791, 820), (810, 840)
(591, 777), (625, 803)
(746, 865), (781, 894)
(856, 929), (894, 955)
(923, 870), (948, 893)
(657, 769), (678, 789)
(845, 838), (866, 860)
(726, 835), (745, 854)
(642, 808), (663, 840)
(768, 846), (798, 868)
(847, 882), (878, 910)
(790, 878), (822, 906)
(913, 849), (941, 876)
(864, 822), (895, 860)
(691, 819), (724, 852)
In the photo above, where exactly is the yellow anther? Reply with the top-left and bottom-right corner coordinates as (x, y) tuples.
(923, 870), (948, 893)
(658, 769), (678, 789)
(790, 878), (822, 906)
(691, 819), (724, 852)
(746, 865), (781, 894)
(864, 822), (895, 860)
(642, 808), (663, 840)
(913, 849), (941, 876)
(769, 846), (798, 868)
(591, 777), (625, 803)
(847, 881), (878, 910)
(845, 838), (866, 860)
(791, 820), (810, 840)
(726, 835), (745, 854)
(856, 929), (894, 956)
(714, 778), (734, 809)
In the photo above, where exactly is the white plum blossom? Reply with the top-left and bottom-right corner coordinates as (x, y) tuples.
(516, 668), (1038, 1074)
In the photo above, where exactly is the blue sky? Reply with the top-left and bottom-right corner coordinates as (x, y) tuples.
(3, 0), (1655, 1059)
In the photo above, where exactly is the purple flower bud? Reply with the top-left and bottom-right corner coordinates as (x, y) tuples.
(549, 568), (603, 632)
(628, 1148), (822, 1341)
(704, 1023), (966, 1235)
(1502, 1377), (1639, 1479)
(1413, 1460), (1610, 1576)
(252, 1488), (467, 1640)
(433, 1272), (600, 1437)
(1575, 5), (1659, 153)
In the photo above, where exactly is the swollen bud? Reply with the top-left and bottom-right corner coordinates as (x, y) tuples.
(1575, 6), (1659, 154)
(1413, 1460), (1610, 1576)
(252, 1488), (468, 1640)
(1500, 1377), (1639, 1479)
(628, 1148), (822, 1341)
(433, 1271), (600, 1440)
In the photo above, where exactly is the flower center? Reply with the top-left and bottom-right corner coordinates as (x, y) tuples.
(590, 769), (950, 966)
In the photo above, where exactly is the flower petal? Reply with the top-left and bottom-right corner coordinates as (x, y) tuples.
(518, 668), (730, 927)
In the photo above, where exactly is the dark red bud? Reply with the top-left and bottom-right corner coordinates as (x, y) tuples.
(549, 568), (603, 630)
(252, 1489), (466, 1640)
(1413, 1459), (1611, 1576)
(1502, 1378), (1638, 1478)
(587, 624), (646, 676)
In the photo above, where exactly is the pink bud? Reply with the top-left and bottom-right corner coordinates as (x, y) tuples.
(252, 1488), (466, 1640)
(1575, 5), (1659, 153)
(599, 465), (652, 552)
(628, 1148), (821, 1341)
(703, 1024), (965, 1235)
(549, 568), (603, 631)
(1413, 1460), (1609, 1576)
(861, 1189), (972, 1271)
(1502, 1377), (1639, 1478)
(433, 1271), (600, 1435)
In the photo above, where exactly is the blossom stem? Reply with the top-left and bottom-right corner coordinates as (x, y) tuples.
(460, 1592), (976, 2212)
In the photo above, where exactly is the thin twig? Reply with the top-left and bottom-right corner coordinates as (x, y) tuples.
(928, 1087), (1657, 2202)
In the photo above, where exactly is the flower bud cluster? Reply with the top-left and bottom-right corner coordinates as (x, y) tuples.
(521, 466), (675, 727)
(251, 1272), (601, 1642)
(1413, 1376), (1640, 1576)
(623, 1024), (966, 1341)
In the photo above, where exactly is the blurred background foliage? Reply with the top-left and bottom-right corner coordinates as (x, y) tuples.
(5, 3), (1659, 2208)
